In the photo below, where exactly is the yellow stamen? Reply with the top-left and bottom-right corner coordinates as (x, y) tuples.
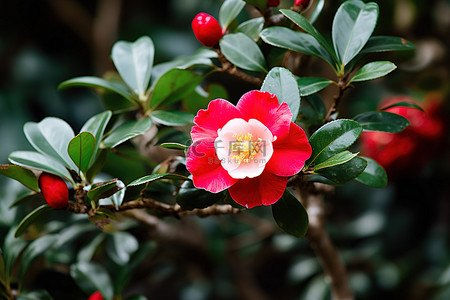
(230, 132), (263, 164)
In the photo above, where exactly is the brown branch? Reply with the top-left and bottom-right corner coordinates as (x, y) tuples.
(324, 78), (352, 122)
(215, 49), (263, 87)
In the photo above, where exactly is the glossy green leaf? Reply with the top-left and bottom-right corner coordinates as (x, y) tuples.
(332, 1), (379, 66)
(353, 111), (410, 133)
(220, 33), (267, 72)
(281, 9), (337, 62)
(356, 157), (387, 188)
(70, 261), (113, 299)
(309, 0), (325, 24)
(315, 156), (367, 184)
(103, 117), (153, 148)
(183, 84), (228, 114)
(297, 77), (333, 96)
(9, 192), (44, 209)
(112, 36), (154, 100)
(177, 180), (225, 210)
(160, 142), (189, 150)
(9, 151), (73, 183)
(87, 179), (121, 204)
(243, 0), (267, 10)
(68, 132), (95, 173)
(128, 173), (189, 187)
(151, 111), (194, 126)
(58, 76), (135, 103)
(80, 111), (112, 167)
(14, 205), (53, 238)
(23, 117), (77, 170)
(86, 149), (108, 184)
(260, 27), (335, 68)
(380, 101), (423, 112)
(106, 232), (139, 265)
(0, 164), (39, 192)
(307, 119), (363, 167)
(219, 0), (246, 29)
(300, 94), (326, 126)
(102, 180), (126, 209)
(350, 61), (396, 83)
(261, 67), (300, 120)
(150, 69), (204, 109)
(359, 35), (416, 56)
(236, 17), (264, 40)
(313, 151), (359, 171)
(272, 190), (308, 238)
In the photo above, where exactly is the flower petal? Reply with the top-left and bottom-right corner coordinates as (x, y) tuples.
(228, 170), (287, 208)
(265, 123), (312, 177)
(191, 99), (244, 142)
(186, 139), (238, 193)
(236, 90), (292, 140)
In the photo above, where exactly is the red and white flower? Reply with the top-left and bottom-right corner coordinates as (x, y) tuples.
(186, 90), (312, 208)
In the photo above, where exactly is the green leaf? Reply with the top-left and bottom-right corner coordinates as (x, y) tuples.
(380, 101), (423, 112)
(8, 151), (73, 183)
(101, 180), (126, 209)
(103, 117), (153, 148)
(111, 36), (154, 100)
(58, 76), (135, 103)
(313, 151), (359, 171)
(126, 296), (148, 300)
(219, 0), (246, 29)
(14, 205), (53, 238)
(150, 69), (204, 109)
(23, 117), (77, 170)
(261, 67), (300, 120)
(243, 0), (268, 10)
(220, 33), (267, 72)
(160, 142), (189, 150)
(281, 9), (337, 62)
(300, 94), (326, 126)
(17, 290), (54, 300)
(272, 190), (308, 238)
(236, 17), (264, 40)
(9, 192), (44, 209)
(68, 132), (96, 173)
(0, 165), (39, 192)
(356, 157), (387, 188)
(350, 61), (396, 83)
(86, 149), (108, 184)
(106, 232), (139, 265)
(297, 77), (333, 96)
(128, 173), (189, 187)
(80, 111), (112, 168)
(315, 156), (367, 184)
(176, 180), (225, 210)
(77, 234), (105, 262)
(151, 111), (194, 126)
(3, 229), (27, 281)
(307, 119), (363, 167)
(70, 261), (113, 300)
(359, 35), (416, 56)
(309, 0), (325, 24)
(332, 1), (379, 66)
(353, 111), (410, 133)
(260, 27), (335, 68)
(87, 179), (121, 204)
(183, 84), (228, 114)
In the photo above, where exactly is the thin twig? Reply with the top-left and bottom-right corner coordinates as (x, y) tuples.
(214, 49), (263, 87)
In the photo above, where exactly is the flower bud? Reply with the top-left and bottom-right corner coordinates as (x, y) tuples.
(267, 0), (280, 6)
(39, 172), (69, 209)
(192, 13), (223, 47)
(88, 292), (103, 300)
(294, 0), (311, 8)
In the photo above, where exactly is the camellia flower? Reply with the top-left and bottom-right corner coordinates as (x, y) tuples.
(191, 13), (224, 47)
(186, 90), (312, 208)
(39, 172), (69, 209)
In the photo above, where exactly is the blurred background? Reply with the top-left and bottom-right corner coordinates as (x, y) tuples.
(0, 0), (449, 299)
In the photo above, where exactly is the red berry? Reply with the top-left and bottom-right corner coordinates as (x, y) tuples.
(88, 292), (104, 300)
(295, 0), (310, 7)
(267, 0), (280, 6)
(192, 13), (223, 47)
(39, 172), (69, 209)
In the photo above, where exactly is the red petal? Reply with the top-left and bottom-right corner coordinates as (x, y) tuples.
(228, 171), (287, 208)
(186, 139), (238, 193)
(191, 99), (244, 142)
(265, 123), (312, 177)
(236, 91), (292, 140)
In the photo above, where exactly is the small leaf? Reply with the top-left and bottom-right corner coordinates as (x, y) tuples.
(356, 157), (387, 188)
(261, 67), (300, 120)
(315, 156), (367, 184)
(272, 190), (308, 238)
(300, 94), (326, 126)
(151, 111), (194, 126)
(0, 164), (39, 192)
(14, 205), (53, 237)
(9, 192), (44, 209)
(359, 35), (416, 56)
(350, 61), (396, 83)
(353, 111), (410, 133)
(297, 77), (333, 96)
(309, 0), (325, 24)
(111, 36), (154, 100)
(220, 33), (267, 72)
(3, 229), (28, 280)
(103, 117), (153, 148)
(160, 142), (189, 150)
(219, 0), (246, 29)
(128, 173), (189, 187)
(68, 132), (96, 173)
(70, 261), (114, 299)
(236, 17), (264, 40)
(176, 180), (225, 210)
(101, 180), (126, 209)
(80, 111), (112, 168)
(313, 151), (359, 171)
(106, 232), (139, 265)
(17, 290), (54, 300)
(87, 179), (121, 204)
(58, 76), (135, 103)
(380, 101), (423, 112)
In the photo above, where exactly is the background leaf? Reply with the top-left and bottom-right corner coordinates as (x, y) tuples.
(0, 165), (39, 192)
(220, 33), (267, 72)
(70, 261), (114, 299)
(68, 132), (95, 173)
(236, 17), (264, 40)
(358, 35), (416, 56)
(15, 205), (53, 237)
(151, 111), (194, 126)
(315, 156), (367, 184)
(103, 117), (153, 148)
(353, 111), (410, 132)
(350, 61), (396, 82)
(356, 157), (387, 188)
(106, 232), (139, 265)
(309, 0), (325, 24)
(380, 101), (423, 112)
(297, 77), (333, 96)
(272, 190), (308, 238)
(177, 180), (225, 210)
(219, 0), (246, 29)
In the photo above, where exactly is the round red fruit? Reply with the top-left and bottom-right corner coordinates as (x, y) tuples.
(267, 0), (280, 6)
(192, 13), (223, 47)
(295, 0), (310, 7)
(88, 292), (104, 300)
(39, 172), (69, 209)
